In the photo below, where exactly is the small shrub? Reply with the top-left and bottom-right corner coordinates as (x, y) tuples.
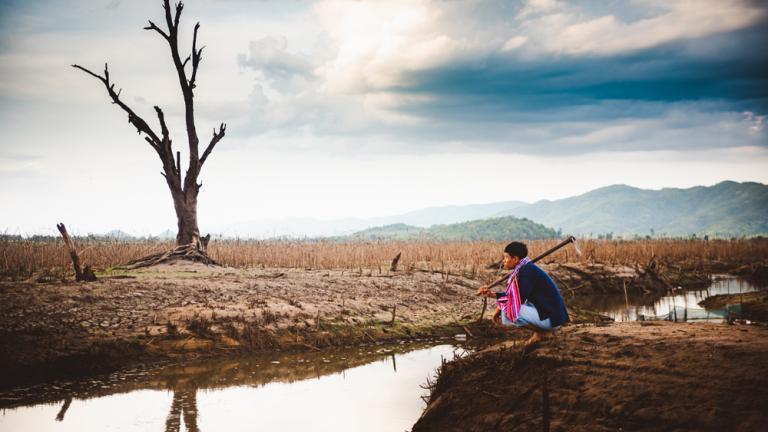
(185, 315), (213, 338)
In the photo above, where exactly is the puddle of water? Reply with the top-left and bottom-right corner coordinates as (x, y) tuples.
(0, 343), (467, 432)
(570, 277), (760, 322)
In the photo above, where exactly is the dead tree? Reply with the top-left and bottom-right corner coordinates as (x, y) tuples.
(73, 0), (225, 267)
(56, 223), (97, 282)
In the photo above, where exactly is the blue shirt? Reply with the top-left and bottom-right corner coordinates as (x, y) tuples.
(496, 262), (570, 327)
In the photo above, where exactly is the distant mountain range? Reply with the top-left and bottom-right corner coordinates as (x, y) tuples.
(217, 181), (766, 239)
(343, 216), (558, 241)
(73, 181), (767, 240)
(212, 200), (527, 238)
(496, 181), (768, 237)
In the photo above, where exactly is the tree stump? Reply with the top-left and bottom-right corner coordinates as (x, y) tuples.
(390, 252), (402, 272)
(56, 223), (97, 282)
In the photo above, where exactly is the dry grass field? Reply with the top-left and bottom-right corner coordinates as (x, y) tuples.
(2, 237), (767, 281)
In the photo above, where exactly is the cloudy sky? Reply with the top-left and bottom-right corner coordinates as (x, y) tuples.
(1, 0), (766, 236)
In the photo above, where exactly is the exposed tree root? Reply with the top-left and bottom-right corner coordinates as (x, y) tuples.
(121, 243), (218, 269)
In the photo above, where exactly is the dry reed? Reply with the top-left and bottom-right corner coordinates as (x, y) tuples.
(1, 237), (766, 280)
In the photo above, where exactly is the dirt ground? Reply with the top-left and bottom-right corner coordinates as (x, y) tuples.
(0, 262), (499, 388)
(413, 321), (768, 432)
(0, 259), (751, 390)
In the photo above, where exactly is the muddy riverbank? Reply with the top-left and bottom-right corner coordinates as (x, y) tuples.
(699, 289), (768, 322)
(413, 322), (768, 432)
(0, 262), (503, 389)
(0, 260), (762, 390)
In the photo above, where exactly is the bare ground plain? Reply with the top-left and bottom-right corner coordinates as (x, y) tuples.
(1, 244), (767, 430)
(0, 257), (724, 388)
(0, 262), (507, 389)
(413, 322), (768, 432)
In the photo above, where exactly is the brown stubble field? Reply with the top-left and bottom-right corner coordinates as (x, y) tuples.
(2, 237), (767, 281)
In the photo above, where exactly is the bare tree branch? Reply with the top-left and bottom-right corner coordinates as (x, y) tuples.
(154, 0), (200, 189)
(153, 105), (171, 146)
(189, 22), (203, 90)
(200, 123), (226, 166)
(152, 105), (181, 182)
(163, 0), (175, 36)
(71, 64), (102, 81)
(173, 2), (184, 31)
(143, 20), (169, 40)
(72, 63), (162, 150)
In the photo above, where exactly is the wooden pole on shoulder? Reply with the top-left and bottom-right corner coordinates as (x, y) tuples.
(485, 236), (577, 290)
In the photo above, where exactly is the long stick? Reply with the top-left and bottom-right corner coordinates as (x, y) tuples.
(485, 236), (576, 289)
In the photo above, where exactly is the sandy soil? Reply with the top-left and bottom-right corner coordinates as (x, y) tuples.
(413, 321), (768, 432)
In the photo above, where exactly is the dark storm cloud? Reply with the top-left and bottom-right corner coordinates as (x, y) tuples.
(343, 19), (767, 154)
(392, 23), (768, 121)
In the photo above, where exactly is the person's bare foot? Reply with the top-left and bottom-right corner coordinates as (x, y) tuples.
(525, 332), (541, 347)
(524, 330), (552, 347)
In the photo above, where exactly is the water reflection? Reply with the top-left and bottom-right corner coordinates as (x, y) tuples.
(55, 397), (71, 422)
(571, 277), (759, 322)
(165, 389), (199, 432)
(0, 342), (463, 432)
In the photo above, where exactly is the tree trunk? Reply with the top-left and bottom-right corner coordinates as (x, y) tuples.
(121, 187), (217, 269)
(173, 190), (202, 251)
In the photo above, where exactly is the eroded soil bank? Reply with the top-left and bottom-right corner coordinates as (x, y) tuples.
(0, 260), (762, 390)
(0, 262), (502, 389)
(413, 322), (768, 432)
(699, 290), (768, 322)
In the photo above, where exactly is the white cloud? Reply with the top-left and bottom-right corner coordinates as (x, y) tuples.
(558, 123), (641, 146)
(313, 0), (462, 93)
(516, 0), (561, 20)
(501, 35), (528, 51)
(520, 0), (765, 56)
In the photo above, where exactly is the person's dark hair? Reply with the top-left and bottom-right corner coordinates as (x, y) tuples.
(504, 241), (528, 259)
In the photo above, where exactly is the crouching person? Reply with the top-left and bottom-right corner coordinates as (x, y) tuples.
(477, 241), (570, 347)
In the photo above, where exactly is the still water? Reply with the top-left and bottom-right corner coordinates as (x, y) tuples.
(0, 343), (467, 432)
(570, 277), (760, 322)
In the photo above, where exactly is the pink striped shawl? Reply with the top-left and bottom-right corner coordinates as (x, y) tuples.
(496, 257), (532, 321)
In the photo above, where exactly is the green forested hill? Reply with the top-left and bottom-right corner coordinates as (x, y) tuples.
(346, 216), (558, 241)
(498, 181), (768, 237)
(345, 223), (428, 240)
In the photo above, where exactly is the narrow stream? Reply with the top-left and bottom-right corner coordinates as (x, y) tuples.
(570, 277), (761, 322)
(0, 342), (468, 432)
